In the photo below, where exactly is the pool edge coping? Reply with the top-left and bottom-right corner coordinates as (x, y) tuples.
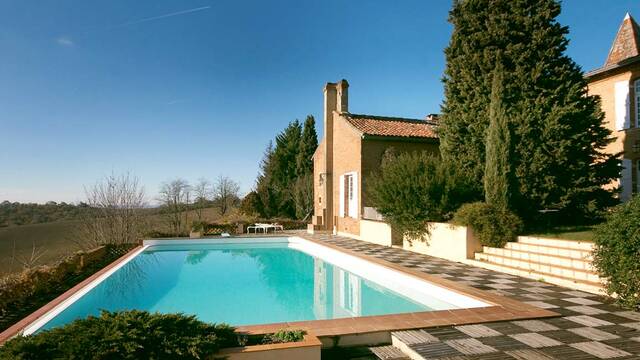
(0, 234), (559, 344)
(0, 245), (146, 344)
(233, 234), (558, 337)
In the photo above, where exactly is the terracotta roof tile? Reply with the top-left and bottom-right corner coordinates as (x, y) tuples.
(344, 113), (438, 139)
(605, 13), (640, 66)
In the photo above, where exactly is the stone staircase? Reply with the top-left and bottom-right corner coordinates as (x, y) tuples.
(369, 329), (497, 359)
(472, 236), (602, 294)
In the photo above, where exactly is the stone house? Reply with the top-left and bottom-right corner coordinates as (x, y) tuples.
(586, 13), (640, 201)
(309, 80), (439, 238)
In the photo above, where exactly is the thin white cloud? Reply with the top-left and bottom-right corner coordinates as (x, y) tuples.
(166, 98), (189, 105)
(113, 6), (211, 28)
(56, 36), (75, 47)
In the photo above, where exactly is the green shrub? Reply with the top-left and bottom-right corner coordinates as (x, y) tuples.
(368, 151), (479, 238)
(453, 202), (523, 247)
(191, 220), (207, 232)
(0, 310), (237, 360)
(0, 245), (134, 332)
(592, 195), (640, 309)
(261, 329), (306, 344)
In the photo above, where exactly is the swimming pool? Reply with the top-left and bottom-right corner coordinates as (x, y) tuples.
(24, 237), (489, 334)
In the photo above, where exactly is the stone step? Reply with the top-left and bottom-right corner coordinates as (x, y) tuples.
(483, 246), (593, 271)
(517, 236), (594, 251)
(475, 252), (600, 282)
(369, 345), (410, 360)
(469, 257), (603, 295)
(391, 330), (499, 359)
(391, 330), (439, 360)
(505, 242), (591, 260)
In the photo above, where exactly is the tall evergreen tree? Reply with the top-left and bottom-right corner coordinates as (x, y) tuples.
(271, 120), (302, 217)
(296, 115), (318, 176)
(293, 115), (318, 219)
(440, 0), (619, 221)
(484, 65), (512, 210)
(250, 117), (318, 219)
(255, 142), (277, 218)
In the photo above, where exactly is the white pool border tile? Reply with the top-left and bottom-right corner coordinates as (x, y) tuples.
(21, 245), (149, 335)
(21, 236), (489, 335)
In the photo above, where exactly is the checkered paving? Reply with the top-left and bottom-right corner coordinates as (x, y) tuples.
(300, 232), (640, 359)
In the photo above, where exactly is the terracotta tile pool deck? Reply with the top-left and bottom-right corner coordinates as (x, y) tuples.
(297, 232), (640, 359)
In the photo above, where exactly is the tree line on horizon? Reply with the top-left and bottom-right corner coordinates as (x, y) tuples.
(0, 201), (90, 227)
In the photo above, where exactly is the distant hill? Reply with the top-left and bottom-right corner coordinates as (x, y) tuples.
(0, 201), (89, 227)
(0, 205), (236, 275)
(0, 220), (81, 275)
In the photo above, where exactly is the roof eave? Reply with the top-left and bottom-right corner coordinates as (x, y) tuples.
(361, 134), (440, 143)
(585, 55), (640, 79)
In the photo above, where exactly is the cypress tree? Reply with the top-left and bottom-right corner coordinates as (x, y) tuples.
(484, 65), (512, 209)
(440, 0), (619, 221)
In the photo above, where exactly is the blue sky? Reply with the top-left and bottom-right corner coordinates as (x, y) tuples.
(1, 0), (638, 204)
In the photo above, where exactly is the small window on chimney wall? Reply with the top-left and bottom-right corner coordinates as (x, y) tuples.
(319, 196), (322, 205)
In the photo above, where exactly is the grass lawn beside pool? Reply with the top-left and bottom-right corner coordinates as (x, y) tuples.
(527, 225), (596, 242)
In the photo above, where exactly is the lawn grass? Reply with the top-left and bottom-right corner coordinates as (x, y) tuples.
(527, 225), (596, 242)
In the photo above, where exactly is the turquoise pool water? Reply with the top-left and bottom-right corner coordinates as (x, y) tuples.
(41, 241), (455, 330)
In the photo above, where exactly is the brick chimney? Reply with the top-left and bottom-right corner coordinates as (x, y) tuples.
(336, 79), (349, 113)
(425, 113), (439, 123)
(320, 79), (349, 231)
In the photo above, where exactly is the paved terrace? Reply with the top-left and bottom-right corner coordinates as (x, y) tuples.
(298, 232), (640, 359)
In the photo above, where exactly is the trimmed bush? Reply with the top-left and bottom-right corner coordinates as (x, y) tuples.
(592, 195), (640, 309)
(453, 202), (523, 247)
(0, 310), (237, 360)
(368, 151), (479, 239)
(261, 329), (306, 344)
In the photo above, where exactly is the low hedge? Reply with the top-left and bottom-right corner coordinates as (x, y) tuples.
(0, 311), (309, 359)
(453, 202), (523, 247)
(199, 219), (308, 235)
(0, 310), (237, 360)
(0, 244), (135, 332)
(147, 219), (309, 239)
(261, 329), (306, 344)
(592, 195), (640, 309)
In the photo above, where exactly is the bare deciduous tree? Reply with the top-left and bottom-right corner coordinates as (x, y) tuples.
(158, 178), (191, 235)
(11, 239), (47, 269)
(192, 178), (211, 222)
(77, 172), (148, 248)
(213, 176), (240, 216)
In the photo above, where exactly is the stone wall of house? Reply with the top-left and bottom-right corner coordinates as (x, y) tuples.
(588, 61), (640, 198)
(331, 112), (362, 236)
(312, 139), (326, 229)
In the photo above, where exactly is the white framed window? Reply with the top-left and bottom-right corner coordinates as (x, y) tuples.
(635, 79), (640, 127)
(615, 80), (631, 130)
(338, 172), (358, 218)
